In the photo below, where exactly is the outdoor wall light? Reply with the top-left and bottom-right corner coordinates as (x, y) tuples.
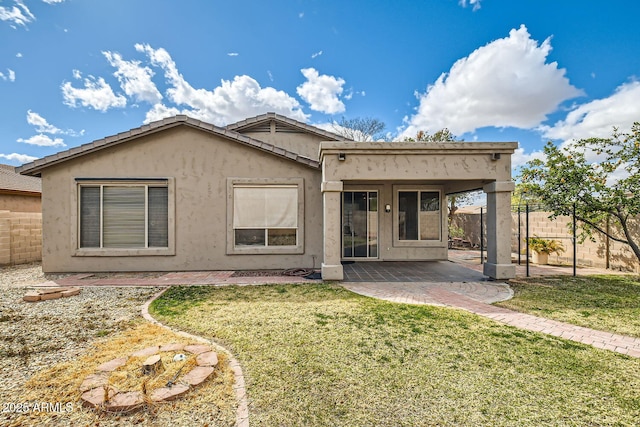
(338, 153), (346, 161)
(385, 204), (391, 213)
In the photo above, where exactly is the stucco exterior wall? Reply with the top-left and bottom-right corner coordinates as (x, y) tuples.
(241, 130), (324, 161)
(0, 193), (41, 213)
(40, 126), (323, 273)
(0, 210), (42, 265)
(343, 182), (448, 261)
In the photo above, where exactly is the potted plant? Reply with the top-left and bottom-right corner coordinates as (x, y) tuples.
(527, 236), (565, 265)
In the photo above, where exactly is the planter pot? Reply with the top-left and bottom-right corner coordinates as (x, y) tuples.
(532, 251), (549, 265)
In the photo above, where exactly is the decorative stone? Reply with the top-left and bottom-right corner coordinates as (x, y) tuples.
(142, 354), (164, 375)
(61, 287), (81, 297)
(160, 343), (185, 352)
(196, 351), (218, 367)
(79, 372), (109, 392)
(105, 391), (145, 412)
(184, 344), (211, 355)
(39, 292), (62, 301)
(23, 292), (41, 302)
(35, 287), (69, 294)
(81, 386), (117, 407)
(181, 366), (214, 387)
(149, 384), (190, 402)
(96, 357), (128, 372)
(130, 346), (159, 358)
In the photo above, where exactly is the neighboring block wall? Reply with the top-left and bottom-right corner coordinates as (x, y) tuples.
(451, 211), (640, 273)
(0, 210), (42, 265)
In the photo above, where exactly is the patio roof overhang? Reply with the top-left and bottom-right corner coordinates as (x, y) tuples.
(318, 141), (518, 281)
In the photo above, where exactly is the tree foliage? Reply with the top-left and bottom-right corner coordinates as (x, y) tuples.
(331, 117), (386, 142)
(403, 128), (459, 142)
(520, 122), (640, 263)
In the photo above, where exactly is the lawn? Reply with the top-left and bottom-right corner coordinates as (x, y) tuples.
(150, 283), (640, 426)
(496, 275), (640, 338)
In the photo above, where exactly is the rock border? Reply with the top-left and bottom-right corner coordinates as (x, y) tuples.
(80, 342), (219, 412)
(141, 287), (250, 427)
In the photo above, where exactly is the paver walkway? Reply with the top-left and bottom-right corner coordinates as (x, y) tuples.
(342, 260), (640, 358)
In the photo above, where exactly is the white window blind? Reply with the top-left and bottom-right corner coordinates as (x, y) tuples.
(233, 186), (297, 228)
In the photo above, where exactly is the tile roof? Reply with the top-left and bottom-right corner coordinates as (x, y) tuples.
(17, 115), (321, 177)
(226, 112), (350, 141)
(0, 164), (41, 194)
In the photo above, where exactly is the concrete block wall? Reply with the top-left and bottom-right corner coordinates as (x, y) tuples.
(0, 210), (42, 265)
(452, 210), (640, 273)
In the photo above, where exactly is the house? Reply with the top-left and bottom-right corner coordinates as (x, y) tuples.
(17, 113), (517, 280)
(0, 163), (41, 212)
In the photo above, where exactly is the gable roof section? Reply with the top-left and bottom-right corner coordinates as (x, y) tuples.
(17, 115), (320, 177)
(0, 164), (41, 194)
(226, 112), (350, 141)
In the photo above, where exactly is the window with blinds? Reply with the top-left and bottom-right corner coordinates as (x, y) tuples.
(79, 184), (168, 249)
(233, 185), (298, 247)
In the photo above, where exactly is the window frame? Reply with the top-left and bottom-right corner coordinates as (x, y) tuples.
(393, 186), (444, 247)
(227, 177), (304, 255)
(72, 178), (175, 257)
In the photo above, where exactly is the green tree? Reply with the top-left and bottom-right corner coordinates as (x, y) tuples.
(403, 128), (459, 142)
(331, 117), (386, 142)
(520, 122), (640, 263)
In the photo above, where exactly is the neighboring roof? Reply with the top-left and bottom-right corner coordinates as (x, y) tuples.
(17, 115), (320, 177)
(226, 112), (349, 142)
(0, 164), (41, 194)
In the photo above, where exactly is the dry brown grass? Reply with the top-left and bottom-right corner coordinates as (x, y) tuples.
(6, 321), (237, 427)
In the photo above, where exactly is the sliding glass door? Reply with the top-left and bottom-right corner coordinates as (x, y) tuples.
(342, 191), (378, 258)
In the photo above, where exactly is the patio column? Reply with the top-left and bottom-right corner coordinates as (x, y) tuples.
(483, 181), (516, 279)
(321, 180), (343, 280)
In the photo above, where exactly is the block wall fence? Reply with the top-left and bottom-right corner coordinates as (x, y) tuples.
(0, 210), (42, 265)
(451, 211), (640, 273)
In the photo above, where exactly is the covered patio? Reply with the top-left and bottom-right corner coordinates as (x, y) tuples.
(319, 141), (518, 281)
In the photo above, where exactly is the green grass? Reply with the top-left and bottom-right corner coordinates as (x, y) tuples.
(150, 283), (640, 426)
(496, 275), (640, 338)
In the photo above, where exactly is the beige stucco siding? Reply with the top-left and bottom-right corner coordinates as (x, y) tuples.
(40, 126), (323, 273)
(240, 130), (324, 161)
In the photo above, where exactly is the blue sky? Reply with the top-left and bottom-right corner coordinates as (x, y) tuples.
(1, 0), (639, 171)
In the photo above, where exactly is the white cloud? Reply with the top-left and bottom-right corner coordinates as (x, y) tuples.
(296, 67), (345, 114)
(459, 0), (481, 11)
(311, 50), (323, 59)
(61, 76), (127, 112)
(401, 25), (582, 138)
(227, 52), (239, 57)
(143, 103), (182, 123)
(72, 69), (82, 79)
(0, 69), (16, 82)
(16, 52), (22, 58)
(42, 0), (65, 3)
(0, 0), (35, 27)
(17, 134), (66, 147)
(103, 50), (162, 104)
(24, 110), (83, 136)
(26, 110), (62, 134)
(0, 153), (38, 163)
(540, 80), (640, 141)
(298, 12), (304, 18)
(511, 147), (546, 170)
(136, 43), (308, 124)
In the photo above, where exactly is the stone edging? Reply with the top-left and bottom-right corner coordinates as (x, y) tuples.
(141, 287), (249, 427)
